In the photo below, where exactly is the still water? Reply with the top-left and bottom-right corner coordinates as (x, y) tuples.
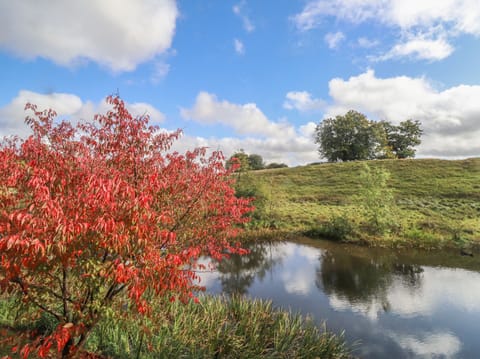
(197, 238), (480, 358)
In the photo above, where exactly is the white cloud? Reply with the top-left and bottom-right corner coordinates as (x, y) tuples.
(180, 92), (296, 138)
(0, 91), (165, 138)
(233, 1), (255, 32)
(325, 70), (480, 158)
(292, 0), (385, 31)
(324, 31), (345, 49)
(357, 37), (380, 48)
(292, 0), (480, 61)
(0, 0), (178, 72)
(376, 35), (454, 61)
(293, 0), (480, 35)
(284, 91), (325, 112)
(0, 91), (83, 138)
(299, 122), (317, 138)
(171, 133), (319, 168)
(151, 61), (171, 83)
(234, 39), (245, 55)
(179, 92), (319, 165)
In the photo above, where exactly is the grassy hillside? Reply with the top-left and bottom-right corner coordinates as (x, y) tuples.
(246, 158), (480, 248)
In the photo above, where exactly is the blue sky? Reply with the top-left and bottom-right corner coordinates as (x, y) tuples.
(1, 0), (479, 165)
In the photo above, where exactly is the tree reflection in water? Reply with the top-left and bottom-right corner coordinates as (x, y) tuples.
(215, 242), (281, 295)
(317, 249), (423, 313)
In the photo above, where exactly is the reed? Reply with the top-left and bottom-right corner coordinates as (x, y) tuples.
(85, 295), (351, 358)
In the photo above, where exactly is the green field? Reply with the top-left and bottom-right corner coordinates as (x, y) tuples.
(245, 158), (480, 248)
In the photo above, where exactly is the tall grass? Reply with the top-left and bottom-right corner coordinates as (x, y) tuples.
(1, 294), (351, 358)
(85, 295), (351, 358)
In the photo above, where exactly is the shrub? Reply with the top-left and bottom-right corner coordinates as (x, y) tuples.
(0, 96), (252, 358)
(358, 164), (398, 235)
(305, 214), (356, 242)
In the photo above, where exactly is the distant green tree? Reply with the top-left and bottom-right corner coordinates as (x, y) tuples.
(381, 120), (423, 159)
(226, 150), (250, 171)
(247, 154), (265, 170)
(265, 162), (288, 169)
(226, 151), (265, 171)
(315, 110), (385, 162)
(315, 111), (423, 162)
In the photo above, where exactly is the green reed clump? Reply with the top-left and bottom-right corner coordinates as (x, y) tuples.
(85, 295), (351, 359)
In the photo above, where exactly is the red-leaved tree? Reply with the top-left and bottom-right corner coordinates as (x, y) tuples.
(0, 96), (252, 358)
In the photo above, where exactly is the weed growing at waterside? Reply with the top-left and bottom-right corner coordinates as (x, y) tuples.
(1, 295), (352, 358)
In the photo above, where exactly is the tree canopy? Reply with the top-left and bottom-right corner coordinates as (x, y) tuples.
(380, 119), (423, 159)
(226, 151), (288, 171)
(227, 151), (265, 171)
(0, 96), (252, 358)
(315, 110), (422, 162)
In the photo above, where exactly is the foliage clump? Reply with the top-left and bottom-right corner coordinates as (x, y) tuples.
(85, 295), (352, 359)
(227, 150), (288, 171)
(0, 96), (252, 358)
(357, 164), (398, 235)
(315, 110), (422, 162)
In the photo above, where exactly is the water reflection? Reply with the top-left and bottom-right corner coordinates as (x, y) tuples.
(215, 242), (281, 295)
(199, 239), (480, 358)
(317, 248), (423, 318)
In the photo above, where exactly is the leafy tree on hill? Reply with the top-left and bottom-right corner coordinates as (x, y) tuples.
(247, 153), (265, 170)
(226, 150), (251, 171)
(315, 110), (422, 162)
(380, 119), (423, 159)
(265, 162), (288, 169)
(0, 96), (252, 358)
(314, 110), (386, 162)
(226, 151), (265, 171)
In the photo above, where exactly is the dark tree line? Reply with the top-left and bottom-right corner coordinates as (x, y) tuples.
(314, 110), (423, 162)
(226, 150), (288, 171)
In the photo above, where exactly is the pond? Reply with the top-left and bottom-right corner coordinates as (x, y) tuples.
(197, 238), (480, 358)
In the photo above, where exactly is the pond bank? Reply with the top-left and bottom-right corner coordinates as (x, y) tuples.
(200, 238), (480, 358)
(242, 158), (480, 250)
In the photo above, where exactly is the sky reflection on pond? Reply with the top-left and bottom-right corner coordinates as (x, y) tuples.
(197, 239), (480, 358)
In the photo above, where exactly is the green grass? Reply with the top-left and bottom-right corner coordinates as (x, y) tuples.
(0, 295), (351, 359)
(87, 295), (351, 359)
(248, 158), (480, 248)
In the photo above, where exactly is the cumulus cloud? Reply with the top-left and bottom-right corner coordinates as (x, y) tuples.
(0, 91), (165, 138)
(293, 0), (480, 35)
(324, 31), (345, 49)
(357, 37), (380, 48)
(171, 133), (316, 167)
(234, 39), (245, 55)
(325, 70), (480, 158)
(179, 92), (319, 165)
(0, 0), (178, 72)
(180, 92), (296, 138)
(292, 0), (480, 61)
(284, 91), (325, 112)
(375, 35), (454, 61)
(151, 61), (171, 83)
(233, 1), (255, 32)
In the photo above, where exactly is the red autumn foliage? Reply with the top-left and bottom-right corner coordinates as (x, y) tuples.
(0, 96), (252, 358)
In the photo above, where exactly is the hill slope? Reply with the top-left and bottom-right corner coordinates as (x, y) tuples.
(248, 158), (480, 247)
